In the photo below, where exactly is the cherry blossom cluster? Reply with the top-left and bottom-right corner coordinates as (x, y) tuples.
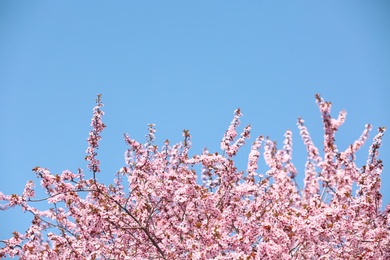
(0, 94), (388, 259)
(85, 94), (106, 175)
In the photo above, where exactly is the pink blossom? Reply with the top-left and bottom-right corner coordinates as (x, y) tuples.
(0, 94), (388, 259)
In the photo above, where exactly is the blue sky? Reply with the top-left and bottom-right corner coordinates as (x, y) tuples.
(1, 1), (389, 243)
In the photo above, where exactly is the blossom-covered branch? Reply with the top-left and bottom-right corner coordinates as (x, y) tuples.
(85, 94), (106, 177)
(0, 94), (388, 259)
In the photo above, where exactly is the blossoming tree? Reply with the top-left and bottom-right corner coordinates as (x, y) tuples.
(1, 94), (388, 259)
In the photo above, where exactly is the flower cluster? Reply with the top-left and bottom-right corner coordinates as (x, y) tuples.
(85, 94), (106, 175)
(0, 94), (388, 259)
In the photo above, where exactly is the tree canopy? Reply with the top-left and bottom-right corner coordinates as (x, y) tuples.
(1, 94), (388, 259)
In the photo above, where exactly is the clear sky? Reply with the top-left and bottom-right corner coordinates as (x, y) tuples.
(1, 1), (389, 244)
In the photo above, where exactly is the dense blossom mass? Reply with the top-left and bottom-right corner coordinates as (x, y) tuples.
(0, 94), (389, 259)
